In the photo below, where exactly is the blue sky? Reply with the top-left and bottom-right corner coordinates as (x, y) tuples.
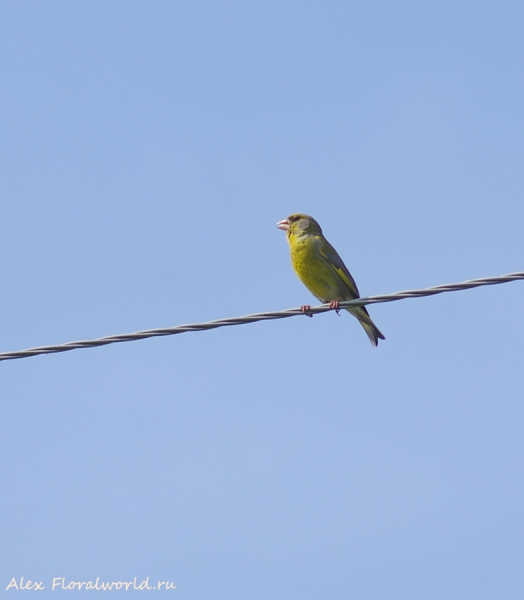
(1, 2), (524, 598)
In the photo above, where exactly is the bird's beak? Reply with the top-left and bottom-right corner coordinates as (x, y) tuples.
(276, 218), (290, 231)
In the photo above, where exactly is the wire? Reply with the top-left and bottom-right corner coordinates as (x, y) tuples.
(1, 271), (523, 363)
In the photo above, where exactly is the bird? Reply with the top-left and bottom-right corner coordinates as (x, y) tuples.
(276, 213), (385, 347)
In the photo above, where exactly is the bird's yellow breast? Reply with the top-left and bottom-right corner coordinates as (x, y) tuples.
(288, 235), (339, 302)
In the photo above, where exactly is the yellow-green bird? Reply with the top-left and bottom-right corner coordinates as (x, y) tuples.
(277, 213), (385, 347)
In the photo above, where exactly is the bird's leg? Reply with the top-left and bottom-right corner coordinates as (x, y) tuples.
(329, 299), (341, 315)
(301, 305), (313, 318)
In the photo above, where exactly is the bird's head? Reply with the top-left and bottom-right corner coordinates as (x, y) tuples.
(276, 214), (323, 239)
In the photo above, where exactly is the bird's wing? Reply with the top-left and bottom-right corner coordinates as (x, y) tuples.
(315, 236), (361, 299)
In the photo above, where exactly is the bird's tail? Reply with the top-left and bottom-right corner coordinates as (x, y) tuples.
(347, 307), (385, 347)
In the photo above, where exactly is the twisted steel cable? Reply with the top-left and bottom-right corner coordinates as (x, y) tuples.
(1, 271), (523, 362)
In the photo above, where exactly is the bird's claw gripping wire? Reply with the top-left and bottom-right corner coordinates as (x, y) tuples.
(329, 300), (341, 315)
